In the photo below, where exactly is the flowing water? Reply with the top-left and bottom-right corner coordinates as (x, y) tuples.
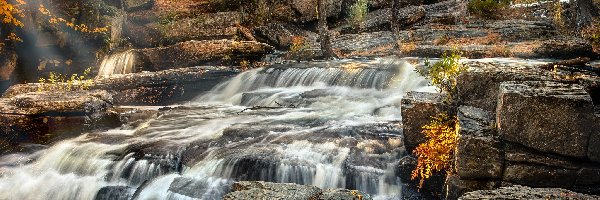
(97, 50), (137, 77)
(0, 58), (436, 200)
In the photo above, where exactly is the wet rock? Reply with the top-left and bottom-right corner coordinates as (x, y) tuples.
(139, 40), (273, 71)
(168, 177), (231, 199)
(455, 106), (503, 179)
(7, 90), (112, 114)
(0, 90), (120, 144)
(397, 155), (417, 184)
(460, 185), (600, 200)
(224, 181), (321, 200)
(95, 186), (133, 200)
(497, 81), (595, 158)
(400, 91), (446, 152)
(4, 66), (240, 105)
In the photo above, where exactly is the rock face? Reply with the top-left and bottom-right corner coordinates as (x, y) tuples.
(401, 91), (446, 152)
(139, 40), (274, 71)
(404, 61), (600, 199)
(4, 66), (239, 106)
(460, 185), (600, 200)
(125, 12), (242, 47)
(456, 62), (555, 111)
(497, 81), (596, 158)
(455, 106), (502, 179)
(223, 181), (372, 200)
(0, 90), (119, 145)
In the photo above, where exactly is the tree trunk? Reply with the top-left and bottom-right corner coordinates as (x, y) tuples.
(317, 0), (335, 59)
(571, 0), (599, 29)
(391, 0), (400, 33)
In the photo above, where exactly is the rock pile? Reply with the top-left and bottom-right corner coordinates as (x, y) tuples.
(401, 61), (600, 199)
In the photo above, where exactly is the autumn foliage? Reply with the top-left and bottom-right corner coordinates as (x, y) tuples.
(411, 113), (458, 188)
(0, 0), (108, 44)
(0, 0), (26, 42)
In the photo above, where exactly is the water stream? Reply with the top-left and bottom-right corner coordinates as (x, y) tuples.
(0, 58), (436, 200)
(97, 50), (137, 77)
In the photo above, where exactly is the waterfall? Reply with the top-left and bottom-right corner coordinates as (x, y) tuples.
(0, 58), (436, 200)
(97, 50), (137, 77)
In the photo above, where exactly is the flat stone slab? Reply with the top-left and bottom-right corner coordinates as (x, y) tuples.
(223, 181), (372, 200)
(460, 185), (600, 200)
(497, 81), (595, 158)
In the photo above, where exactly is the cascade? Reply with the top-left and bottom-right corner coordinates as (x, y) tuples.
(0, 58), (435, 200)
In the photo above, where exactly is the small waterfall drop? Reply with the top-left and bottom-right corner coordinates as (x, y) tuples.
(0, 58), (436, 200)
(97, 50), (137, 77)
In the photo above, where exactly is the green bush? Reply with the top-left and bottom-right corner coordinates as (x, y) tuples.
(348, 0), (368, 29)
(468, 0), (511, 19)
(418, 50), (466, 100)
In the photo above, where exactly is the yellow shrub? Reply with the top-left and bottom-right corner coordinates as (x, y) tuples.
(38, 67), (94, 92)
(290, 36), (309, 52)
(411, 113), (458, 188)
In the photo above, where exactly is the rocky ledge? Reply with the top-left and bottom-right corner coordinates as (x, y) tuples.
(4, 66), (239, 105)
(0, 90), (120, 149)
(401, 60), (600, 199)
(460, 185), (600, 200)
(223, 181), (372, 200)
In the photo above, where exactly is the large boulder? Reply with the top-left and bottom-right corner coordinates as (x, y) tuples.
(460, 185), (600, 200)
(401, 91), (446, 152)
(497, 81), (596, 159)
(457, 62), (555, 111)
(455, 106), (503, 179)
